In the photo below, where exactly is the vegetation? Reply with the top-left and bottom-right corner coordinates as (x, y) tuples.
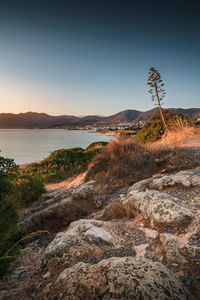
(86, 139), (175, 189)
(23, 142), (107, 183)
(11, 174), (46, 207)
(0, 155), (46, 276)
(116, 128), (138, 138)
(0, 157), (19, 276)
(86, 141), (108, 150)
(135, 110), (191, 144)
(147, 67), (168, 130)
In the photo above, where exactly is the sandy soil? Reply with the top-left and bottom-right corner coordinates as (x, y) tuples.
(45, 172), (87, 191)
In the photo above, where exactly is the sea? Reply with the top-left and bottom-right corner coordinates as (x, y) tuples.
(0, 129), (113, 165)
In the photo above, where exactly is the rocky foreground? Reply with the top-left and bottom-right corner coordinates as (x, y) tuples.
(1, 168), (200, 299)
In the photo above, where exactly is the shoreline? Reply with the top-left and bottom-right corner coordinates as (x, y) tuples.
(1, 129), (112, 166)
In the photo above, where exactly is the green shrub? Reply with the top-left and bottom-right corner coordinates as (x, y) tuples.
(23, 142), (106, 183)
(0, 157), (19, 277)
(0, 155), (46, 276)
(85, 141), (108, 150)
(12, 174), (46, 207)
(135, 120), (164, 144)
(135, 110), (191, 144)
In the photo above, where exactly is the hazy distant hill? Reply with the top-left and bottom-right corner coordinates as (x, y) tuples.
(0, 108), (199, 128)
(0, 112), (78, 128)
(71, 115), (104, 125)
(135, 108), (200, 123)
(169, 108), (200, 120)
(135, 108), (159, 122)
(98, 109), (142, 124)
(0, 112), (103, 128)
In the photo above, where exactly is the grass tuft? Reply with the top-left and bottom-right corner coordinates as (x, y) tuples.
(86, 139), (176, 189)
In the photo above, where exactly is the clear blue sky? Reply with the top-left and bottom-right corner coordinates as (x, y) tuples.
(0, 0), (199, 116)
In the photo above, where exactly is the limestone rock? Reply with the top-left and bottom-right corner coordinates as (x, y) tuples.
(128, 178), (152, 192)
(160, 233), (187, 264)
(19, 181), (104, 234)
(125, 189), (194, 227)
(52, 257), (190, 300)
(43, 219), (117, 275)
(160, 233), (200, 265)
(45, 219), (115, 258)
(151, 168), (200, 190)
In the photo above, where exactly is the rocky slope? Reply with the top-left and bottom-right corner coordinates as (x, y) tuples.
(1, 168), (200, 299)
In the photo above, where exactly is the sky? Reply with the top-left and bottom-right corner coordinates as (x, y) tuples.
(0, 0), (199, 116)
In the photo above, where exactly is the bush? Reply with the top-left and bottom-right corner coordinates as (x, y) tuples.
(135, 110), (191, 144)
(85, 141), (108, 150)
(0, 155), (46, 276)
(86, 139), (173, 189)
(23, 142), (106, 183)
(12, 174), (46, 207)
(0, 157), (19, 277)
(135, 119), (164, 144)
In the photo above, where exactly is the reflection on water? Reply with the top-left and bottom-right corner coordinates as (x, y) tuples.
(0, 129), (113, 164)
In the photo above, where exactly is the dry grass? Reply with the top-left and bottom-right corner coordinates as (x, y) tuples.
(86, 138), (178, 190)
(99, 200), (129, 221)
(0, 230), (49, 262)
(155, 126), (196, 147)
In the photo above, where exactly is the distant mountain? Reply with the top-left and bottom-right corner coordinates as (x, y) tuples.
(72, 115), (104, 125)
(98, 109), (142, 124)
(0, 112), (104, 128)
(135, 108), (200, 123)
(135, 108), (159, 122)
(0, 112), (78, 129)
(169, 108), (200, 120)
(0, 108), (199, 128)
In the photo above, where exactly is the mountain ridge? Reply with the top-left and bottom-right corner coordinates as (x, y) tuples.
(0, 108), (199, 128)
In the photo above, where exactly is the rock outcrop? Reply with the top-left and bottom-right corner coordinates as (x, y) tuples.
(18, 181), (105, 234)
(49, 257), (190, 300)
(1, 167), (200, 299)
(151, 169), (200, 189)
(43, 219), (117, 275)
(121, 168), (200, 231)
(125, 189), (194, 228)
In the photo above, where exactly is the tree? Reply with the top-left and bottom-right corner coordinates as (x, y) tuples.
(147, 67), (168, 131)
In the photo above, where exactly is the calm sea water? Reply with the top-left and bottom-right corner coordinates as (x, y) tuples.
(0, 129), (113, 165)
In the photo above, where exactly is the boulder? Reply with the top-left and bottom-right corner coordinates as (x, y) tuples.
(151, 168), (200, 190)
(50, 257), (190, 300)
(160, 233), (200, 265)
(19, 181), (105, 234)
(43, 219), (117, 275)
(124, 189), (194, 227)
(45, 219), (115, 258)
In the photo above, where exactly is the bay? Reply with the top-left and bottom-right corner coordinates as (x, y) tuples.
(0, 129), (113, 164)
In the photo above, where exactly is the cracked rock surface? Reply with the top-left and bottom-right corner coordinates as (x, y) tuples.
(1, 168), (200, 299)
(18, 181), (106, 235)
(49, 257), (190, 300)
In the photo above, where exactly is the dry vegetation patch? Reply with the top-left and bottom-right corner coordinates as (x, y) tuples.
(155, 126), (197, 147)
(86, 139), (184, 190)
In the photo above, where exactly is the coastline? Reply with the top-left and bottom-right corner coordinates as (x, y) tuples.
(0, 129), (112, 165)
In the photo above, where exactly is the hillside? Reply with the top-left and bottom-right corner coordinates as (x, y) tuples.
(98, 109), (142, 124)
(0, 108), (199, 128)
(1, 137), (200, 299)
(135, 107), (159, 122)
(135, 107), (200, 123)
(0, 112), (102, 129)
(0, 112), (78, 129)
(169, 108), (200, 119)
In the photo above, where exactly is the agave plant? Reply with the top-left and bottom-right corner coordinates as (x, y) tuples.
(147, 67), (168, 130)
